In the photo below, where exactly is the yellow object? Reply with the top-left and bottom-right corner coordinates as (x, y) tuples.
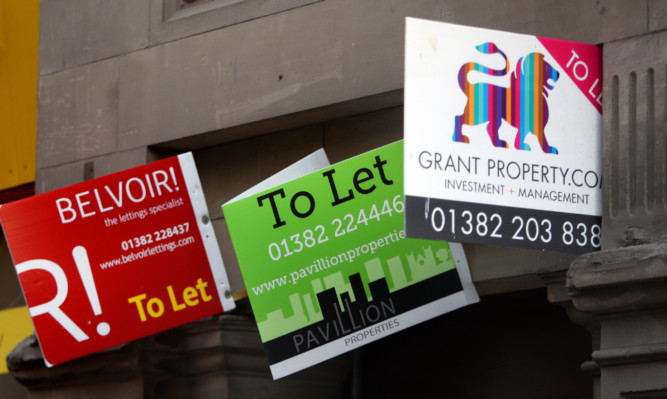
(0, 0), (39, 191)
(0, 306), (34, 374)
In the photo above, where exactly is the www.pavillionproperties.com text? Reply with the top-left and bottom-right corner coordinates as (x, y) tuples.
(250, 229), (406, 296)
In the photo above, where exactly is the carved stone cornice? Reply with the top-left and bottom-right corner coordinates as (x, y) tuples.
(566, 239), (667, 315)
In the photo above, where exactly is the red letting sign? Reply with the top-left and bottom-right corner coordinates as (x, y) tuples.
(0, 153), (235, 366)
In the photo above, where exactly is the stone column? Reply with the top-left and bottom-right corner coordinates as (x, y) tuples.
(567, 241), (667, 398)
(566, 29), (667, 399)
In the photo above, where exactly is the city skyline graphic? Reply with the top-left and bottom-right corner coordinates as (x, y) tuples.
(257, 244), (456, 341)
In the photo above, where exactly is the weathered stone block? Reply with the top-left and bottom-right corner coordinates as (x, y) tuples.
(37, 58), (120, 169)
(598, 361), (667, 398)
(35, 148), (148, 194)
(465, 244), (577, 295)
(324, 107), (403, 162)
(91, 148), (149, 177)
(649, 0), (667, 32)
(116, 0), (646, 151)
(601, 313), (667, 350)
(195, 125), (323, 220)
(117, 10), (348, 150)
(149, 0), (320, 46)
(39, 0), (149, 74)
(418, 0), (648, 44)
(601, 31), (667, 248)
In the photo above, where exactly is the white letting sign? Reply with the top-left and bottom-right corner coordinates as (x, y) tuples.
(403, 18), (602, 253)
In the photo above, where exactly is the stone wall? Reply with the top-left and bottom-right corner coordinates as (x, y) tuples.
(5, 1), (665, 398)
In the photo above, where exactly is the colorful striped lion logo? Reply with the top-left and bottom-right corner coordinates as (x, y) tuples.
(452, 42), (560, 154)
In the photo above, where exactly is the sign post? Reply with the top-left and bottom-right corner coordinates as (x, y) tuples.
(404, 18), (602, 253)
(0, 153), (235, 366)
(223, 141), (478, 379)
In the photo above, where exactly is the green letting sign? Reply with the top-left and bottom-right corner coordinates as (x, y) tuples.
(223, 140), (478, 379)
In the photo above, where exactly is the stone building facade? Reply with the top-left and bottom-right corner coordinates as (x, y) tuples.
(3, 1), (666, 398)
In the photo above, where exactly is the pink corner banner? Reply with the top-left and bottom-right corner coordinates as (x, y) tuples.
(538, 36), (602, 114)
